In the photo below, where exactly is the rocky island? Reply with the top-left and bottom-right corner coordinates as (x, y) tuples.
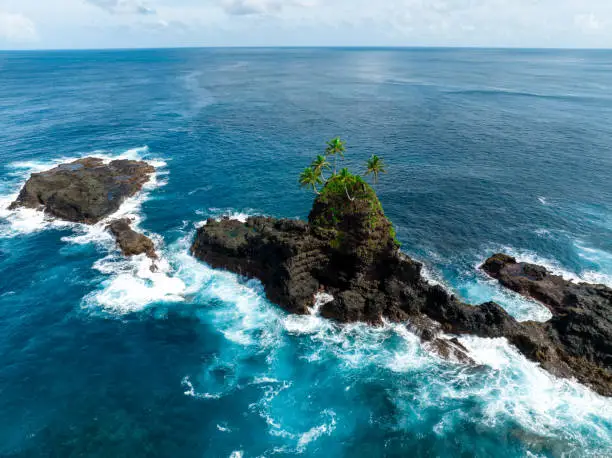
(9, 157), (158, 259)
(192, 138), (611, 396)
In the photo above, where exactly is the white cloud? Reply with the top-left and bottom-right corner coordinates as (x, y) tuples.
(86, 0), (157, 15)
(0, 10), (38, 43)
(221, 0), (314, 16)
(1, 0), (612, 48)
(574, 13), (604, 32)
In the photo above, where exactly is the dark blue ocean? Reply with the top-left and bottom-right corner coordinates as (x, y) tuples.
(1, 48), (611, 457)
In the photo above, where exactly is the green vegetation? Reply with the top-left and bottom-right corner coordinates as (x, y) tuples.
(299, 167), (323, 194)
(299, 137), (387, 200)
(325, 137), (346, 174)
(365, 154), (387, 188)
(299, 137), (399, 248)
(311, 155), (331, 180)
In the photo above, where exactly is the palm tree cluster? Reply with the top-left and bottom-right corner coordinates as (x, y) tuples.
(299, 137), (387, 199)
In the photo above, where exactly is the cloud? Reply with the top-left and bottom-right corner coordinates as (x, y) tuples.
(574, 13), (604, 32)
(0, 10), (38, 43)
(2, 0), (612, 49)
(86, 0), (157, 15)
(221, 0), (311, 16)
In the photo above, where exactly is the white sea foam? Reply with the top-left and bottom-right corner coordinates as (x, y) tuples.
(296, 410), (337, 452)
(496, 245), (582, 283)
(460, 269), (552, 322)
(84, 253), (186, 313)
(201, 207), (256, 224)
(454, 336), (612, 445)
(181, 376), (223, 400)
(497, 244), (612, 289)
(573, 241), (612, 287)
(419, 263), (444, 286)
(0, 147), (188, 313)
(177, 248), (611, 454)
(0, 146), (164, 239)
(534, 228), (552, 237)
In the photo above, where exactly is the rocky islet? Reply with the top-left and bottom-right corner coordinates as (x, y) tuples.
(10, 157), (158, 259)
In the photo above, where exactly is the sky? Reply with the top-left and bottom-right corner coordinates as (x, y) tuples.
(0, 0), (611, 49)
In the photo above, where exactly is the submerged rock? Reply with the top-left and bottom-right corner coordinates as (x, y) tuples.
(191, 177), (612, 396)
(9, 157), (155, 224)
(107, 218), (157, 260)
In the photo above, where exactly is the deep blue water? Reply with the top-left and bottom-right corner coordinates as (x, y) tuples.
(1, 48), (611, 457)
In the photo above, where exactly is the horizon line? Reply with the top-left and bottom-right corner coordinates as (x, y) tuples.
(2, 45), (612, 53)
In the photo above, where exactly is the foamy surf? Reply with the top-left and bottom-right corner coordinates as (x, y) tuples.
(496, 244), (612, 289)
(0, 146), (165, 238)
(460, 269), (552, 322)
(574, 241), (612, 287)
(456, 336), (612, 447)
(195, 207), (259, 228)
(176, 240), (611, 454)
(0, 147), (186, 313)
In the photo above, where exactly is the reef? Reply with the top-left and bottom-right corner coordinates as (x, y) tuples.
(191, 175), (611, 396)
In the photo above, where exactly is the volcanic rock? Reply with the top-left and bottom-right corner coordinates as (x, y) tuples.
(482, 253), (612, 394)
(191, 177), (612, 396)
(9, 157), (155, 224)
(107, 218), (157, 260)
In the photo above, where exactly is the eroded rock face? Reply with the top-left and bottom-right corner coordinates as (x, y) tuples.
(107, 218), (157, 260)
(9, 157), (155, 224)
(482, 253), (612, 394)
(191, 183), (612, 396)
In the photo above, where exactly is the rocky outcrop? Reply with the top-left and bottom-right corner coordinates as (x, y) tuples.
(9, 157), (155, 224)
(482, 253), (612, 394)
(107, 218), (157, 260)
(191, 178), (612, 396)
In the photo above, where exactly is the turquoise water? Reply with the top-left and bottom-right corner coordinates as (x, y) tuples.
(0, 48), (611, 457)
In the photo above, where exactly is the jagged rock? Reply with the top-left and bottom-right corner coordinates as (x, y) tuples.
(191, 178), (611, 396)
(107, 218), (157, 260)
(482, 253), (612, 395)
(9, 157), (155, 224)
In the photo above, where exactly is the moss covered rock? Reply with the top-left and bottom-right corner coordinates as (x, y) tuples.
(308, 174), (399, 265)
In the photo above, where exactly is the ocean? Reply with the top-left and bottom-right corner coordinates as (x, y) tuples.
(0, 48), (611, 457)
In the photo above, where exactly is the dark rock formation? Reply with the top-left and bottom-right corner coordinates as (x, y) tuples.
(191, 181), (611, 395)
(482, 253), (612, 394)
(107, 218), (157, 260)
(9, 157), (155, 224)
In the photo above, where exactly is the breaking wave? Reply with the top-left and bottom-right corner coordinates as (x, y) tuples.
(3, 150), (611, 455)
(0, 146), (184, 313)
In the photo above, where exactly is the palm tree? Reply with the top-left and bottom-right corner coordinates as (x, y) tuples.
(299, 167), (323, 194)
(336, 168), (355, 201)
(325, 137), (346, 174)
(311, 155), (331, 180)
(365, 155), (386, 188)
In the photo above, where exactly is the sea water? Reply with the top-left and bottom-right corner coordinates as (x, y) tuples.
(0, 48), (611, 457)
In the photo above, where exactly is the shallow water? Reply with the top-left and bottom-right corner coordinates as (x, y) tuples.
(0, 48), (611, 457)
